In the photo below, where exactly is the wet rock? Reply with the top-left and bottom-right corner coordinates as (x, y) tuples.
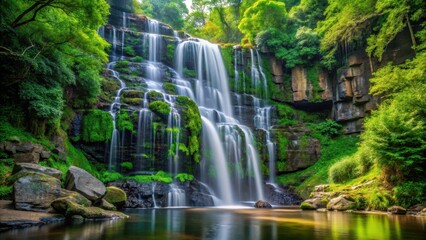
(190, 192), (214, 207)
(52, 197), (127, 219)
(103, 186), (127, 209)
(388, 206), (407, 215)
(254, 200), (272, 208)
(3, 142), (17, 154)
(14, 173), (81, 212)
(327, 195), (355, 211)
(264, 184), (302, 205)
(65, 166), (106, 201)
(12, 163), (62, 180)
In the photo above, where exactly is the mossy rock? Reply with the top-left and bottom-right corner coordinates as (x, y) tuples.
(103, 186), (127, 209)
(300, 201), (317, 210)
(53, 198), (127, 219)
(122, 97), (143, 106)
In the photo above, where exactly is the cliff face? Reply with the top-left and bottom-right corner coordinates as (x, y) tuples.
(268, 28), (415, 134)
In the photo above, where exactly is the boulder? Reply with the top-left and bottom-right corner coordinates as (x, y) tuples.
(53, 147), (66, 161)
(52, 196), (126, 219)
(3, 141), (17, 154)
(254, 200), (272, 208)
(417, 208), (426, 216)
(12, 163), (62, 180)
(14, 152), (40, 164)
(388, 206), (407, 215)
(95, 199), (116, 211)
(327, 195), (354, 211)
(65, 166), (106, 201)
(314, 184), (330, 192)
(300, 198), (326, 210)
(13, 173), (85, 212)
(103, 186), (127, 209)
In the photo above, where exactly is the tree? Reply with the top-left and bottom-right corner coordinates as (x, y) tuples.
(238, 0), (288, 44)
(0, 0), (110, 135)
(133, 0), (188, 29)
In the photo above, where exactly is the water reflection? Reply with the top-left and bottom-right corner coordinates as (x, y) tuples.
(1, 209), (425, 240)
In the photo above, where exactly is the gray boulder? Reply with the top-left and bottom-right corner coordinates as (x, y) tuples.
(13, 173), (85, 212)
(12, 163), (62, 180)
(65, 166), (106, 201)
(327, 195), (355, 211)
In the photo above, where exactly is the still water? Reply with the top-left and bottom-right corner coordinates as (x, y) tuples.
(1, 208), (425, 239)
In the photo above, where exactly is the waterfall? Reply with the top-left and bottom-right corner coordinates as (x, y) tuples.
(175, 39), (265, 204)
(107, 63), (127, 171)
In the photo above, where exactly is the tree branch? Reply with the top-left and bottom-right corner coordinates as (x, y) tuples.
(11, 0), (55, 28)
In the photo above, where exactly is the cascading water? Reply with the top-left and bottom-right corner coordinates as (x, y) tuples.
(175, 39), (265, 204)
(103, 14), (271, 206)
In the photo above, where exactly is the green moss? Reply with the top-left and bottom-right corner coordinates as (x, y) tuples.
(116, 110), (135, 133)
(132, 56), (143, 62)
(147, 90), (163, 101)
(306, 64), (322, 102)
(300, 201), (315, 210)
(176, 96), (202, 163)
(163, 82), (177, 95)
(151, 171), (173, 184)
(175, 173), (194, 183)
(81, 110), (113, 143)
(104, 186), (127, 206)
(149, 101), (171, 116)
(115, 60), (129, 70)
(120, 162), (133, 171)
(221, 46), (234, 78)
(183, 68), (196, 78)
(0, 185), (13, 200)
(166, 44), (176, 65)
(124, 46), (136, 57)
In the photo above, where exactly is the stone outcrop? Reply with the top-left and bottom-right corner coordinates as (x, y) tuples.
(65, 166), (106, 201)
(387, 206), (407, 215)
(52, 197), (127, 219)
(272, 125), (321, 173)
(0, 141), (51, 164)
(327, 195), (354, 211)
(254, 200), (272, 208)
(13, 173), (88, 212)
(109, 180), (214, 208)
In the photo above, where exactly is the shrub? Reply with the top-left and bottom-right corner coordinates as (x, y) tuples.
(183, 67), (196, 78)
(312, 119), (342, 138)
(151, 171), (172, 184)
(120, 162), (133, 171)
(163, 82), (177, 95)
(329, 155), (360, 183)
(132, 56), (143, 62)
(393, 181), (426, 208)
(367, 191), (392, 211)
(124, 46), (136, 56)
(115, 60), (129, 70)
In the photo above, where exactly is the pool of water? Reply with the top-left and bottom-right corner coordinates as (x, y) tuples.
(1, 208), (425, 239)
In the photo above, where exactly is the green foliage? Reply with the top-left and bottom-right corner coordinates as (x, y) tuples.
(0, 185), (13, 200)
(82, 110), (113, 143)
(97, 171), (123, 183)
(166, 44), (176, 64)
(393, 182), (426, 208)
(124, 46), (136, 57)
(133, 0), (188, 29)
(367, 191), (392, 211)
(115, 60), (130, 70)
(0, 0), (109, 131)
(147, 90), (164, 100)
(151, 171), (173, 184)
(238, 0), (288, 44)
(311, 119), (342, 139)
(300, 201), (315, 210)
(149, 101), (171, 116)
(132, 56), (143, 62)
(175, 173), (195, 183)
(176, 96), (202, 163)
(120, 162), (134, 171)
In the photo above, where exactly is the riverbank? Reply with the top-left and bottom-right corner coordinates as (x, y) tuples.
(0, 200), (65, 232)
